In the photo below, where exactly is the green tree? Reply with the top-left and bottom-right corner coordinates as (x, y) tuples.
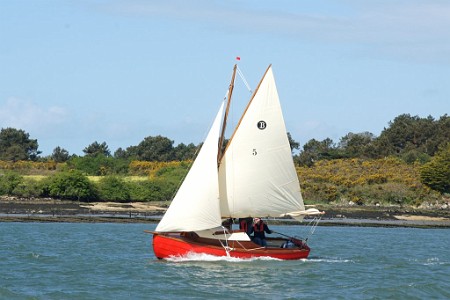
(434, 114), (450, 154)
(83, 141), (111, 157)
(51, 146), (70, 162)
(401, 150), (430, 164)
(133, 135), (175, 161)
(287, 132), (300, 154)
(373, 114), (447, 159)
(114, 136), (198, 161)
(420, 143), (450, 194)
(41, 170), (98, 201)
(0, 128), (40, 161)
(114, 147), (130, 159)
(97, 176), (131, 202)
(296, 138), (340, 166)
(338, 132), (376, 158)
(173, 143), (198, 160)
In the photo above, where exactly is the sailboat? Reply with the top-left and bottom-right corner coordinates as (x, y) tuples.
(150, 64), (324, 260)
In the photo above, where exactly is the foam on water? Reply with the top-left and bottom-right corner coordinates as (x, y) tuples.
(307, 257), (354, 263)
(165, 251), (282, 263)
(410, 257), (447, 266)
(164, 252), (354, 264)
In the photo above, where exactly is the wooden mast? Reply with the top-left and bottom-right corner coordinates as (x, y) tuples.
(220, 64), (272, 157)
(217, 64), (237, 166)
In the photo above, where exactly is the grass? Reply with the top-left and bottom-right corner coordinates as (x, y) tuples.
(23, 175), (46, 181)
(24, 175), (149, 182)
(87, 176), (148, 182)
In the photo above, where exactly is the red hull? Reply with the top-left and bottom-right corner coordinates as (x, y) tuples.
(152, 233), (310, 260)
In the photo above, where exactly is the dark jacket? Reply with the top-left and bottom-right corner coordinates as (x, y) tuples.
(250, 221), (272, 240)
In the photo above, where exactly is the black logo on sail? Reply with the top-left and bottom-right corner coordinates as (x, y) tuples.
(257, 121), (267, 130)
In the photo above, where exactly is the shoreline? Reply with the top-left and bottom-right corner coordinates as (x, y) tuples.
(1, 198), (449, 228)
(1, 215), (449, 229)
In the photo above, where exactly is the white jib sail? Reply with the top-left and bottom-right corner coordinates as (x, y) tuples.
(155, 102), (225, 232)
(219, 66), (305, 218)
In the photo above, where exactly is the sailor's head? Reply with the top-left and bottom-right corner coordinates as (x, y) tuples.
(253, 217), (261, 224)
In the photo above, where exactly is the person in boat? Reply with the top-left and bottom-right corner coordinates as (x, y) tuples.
(250, 217), (273, 247)
(221, 218), (233, 231)
(239, 217), (253, 236)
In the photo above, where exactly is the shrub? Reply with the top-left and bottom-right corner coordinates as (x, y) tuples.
(420, 143), (450, 194)
(12, 178), (42, 197)
(66, 155), (124, 176)
(129, 179), (176, 202)
(298, 157), (432, 205)
(41, 170), (98, 201)
(128, 160), (190, 177)
(0, 172), (23, 195)
(97, 176), (131, 202)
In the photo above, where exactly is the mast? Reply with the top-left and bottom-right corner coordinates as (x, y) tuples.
(217, 64), (237, 166)
(221, 64), (272, 157)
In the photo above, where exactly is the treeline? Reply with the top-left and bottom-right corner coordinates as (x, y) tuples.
(294, 114), (449, 166)
(0, 114), (448, 166)
(293, 114), (450, 201)
(0, 113), (449, 203)
(0, 162), (190, 202)
(0, 129), (199, 163)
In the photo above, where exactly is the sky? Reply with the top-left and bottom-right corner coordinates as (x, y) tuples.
(1, 0), (449, 156)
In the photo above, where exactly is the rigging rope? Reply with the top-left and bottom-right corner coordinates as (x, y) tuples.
(304, 216), (322, 241)
(236, 66), (252, 93)
(219, 226), (232, 257)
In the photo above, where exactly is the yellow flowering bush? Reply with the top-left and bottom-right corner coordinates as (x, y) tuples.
(297, 157), (435, 205)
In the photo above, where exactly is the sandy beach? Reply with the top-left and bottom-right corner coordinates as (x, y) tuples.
(1, 197), (449, 228)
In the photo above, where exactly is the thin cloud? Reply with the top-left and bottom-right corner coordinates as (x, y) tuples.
(100, 0), (450, 64)
(0, 97), (67, 131)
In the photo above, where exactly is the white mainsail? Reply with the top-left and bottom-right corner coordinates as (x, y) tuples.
(155, 102), (225, 232)
(218, 66), (305, 219)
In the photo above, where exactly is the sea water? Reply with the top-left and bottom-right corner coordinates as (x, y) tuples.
(0, 222), (449, 299)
